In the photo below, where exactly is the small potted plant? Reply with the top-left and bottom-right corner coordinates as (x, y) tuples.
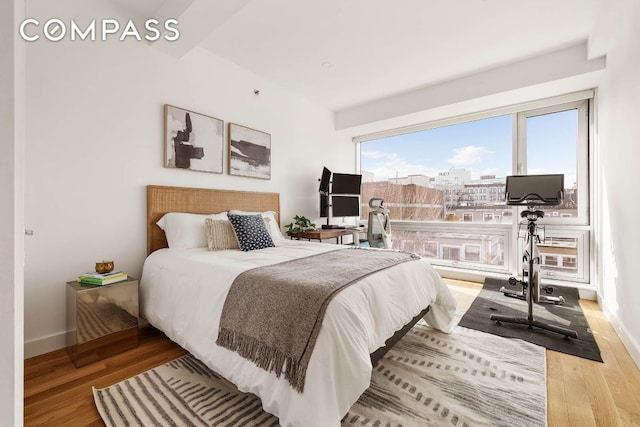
(284, 215), (316, 235)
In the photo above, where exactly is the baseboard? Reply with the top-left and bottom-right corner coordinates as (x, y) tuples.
(599, 297), (640, 371)
(24, 331), (68, 359)
(577, 289), (597, 300)
(435, 266), (496, 284)
(25, 322), (149, 359)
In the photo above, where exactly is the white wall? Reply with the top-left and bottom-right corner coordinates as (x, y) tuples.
(592, 0), (640, 366)
(335, 42), (605, 130)
(24, 0), (352, 356)
(0, 0), (25, 423)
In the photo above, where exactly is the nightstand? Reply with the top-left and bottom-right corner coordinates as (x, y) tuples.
(66, 277), (139, 367)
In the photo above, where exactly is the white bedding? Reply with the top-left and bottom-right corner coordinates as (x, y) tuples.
(140, 240), (457, 427)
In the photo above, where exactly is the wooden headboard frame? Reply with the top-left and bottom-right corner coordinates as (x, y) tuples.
(147, 185), (280, 255)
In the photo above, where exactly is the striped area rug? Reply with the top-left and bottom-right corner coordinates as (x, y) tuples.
(94, 320), (546, 427)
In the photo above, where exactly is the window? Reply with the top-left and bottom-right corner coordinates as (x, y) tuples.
(442, 246), (461, 261)
(518, 101), (589, 224)
(563, 257), (577, 269)
(424, 241), (438, 257)
(390, 226), (507, 270)
(358, 93), (591, 282)
(464, 244), (481, 262)
(536, 232), (587, 279)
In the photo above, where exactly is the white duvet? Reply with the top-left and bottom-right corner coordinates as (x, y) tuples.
(140, 240), (457, 427)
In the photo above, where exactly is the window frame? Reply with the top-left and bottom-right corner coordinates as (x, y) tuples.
(355, 91), (592, 284)
(392, 221), (513, 274)
(515, 100), (589, 225)
(535, 226), (590, 282)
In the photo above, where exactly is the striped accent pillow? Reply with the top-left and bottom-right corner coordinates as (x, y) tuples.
(204, 218), (240, 251)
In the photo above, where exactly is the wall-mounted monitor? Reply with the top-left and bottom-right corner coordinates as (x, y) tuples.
(319, 167), (331, 194)
(505, 174), (564, 206)
(331, 196), (360, 217)
(331, 173), (362, 194)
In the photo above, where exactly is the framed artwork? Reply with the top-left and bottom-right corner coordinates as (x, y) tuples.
(164, 104), (223, 174)
(228, 123), (271, 180)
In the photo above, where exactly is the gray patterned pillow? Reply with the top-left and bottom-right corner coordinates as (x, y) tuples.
(204, 218), (240, 251)
(227, 214), (275, 252)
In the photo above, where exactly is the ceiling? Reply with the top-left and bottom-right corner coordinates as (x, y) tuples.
(111, 0), (597, 113)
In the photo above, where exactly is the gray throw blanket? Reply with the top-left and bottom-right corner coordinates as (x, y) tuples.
(216, 247), (420, 392)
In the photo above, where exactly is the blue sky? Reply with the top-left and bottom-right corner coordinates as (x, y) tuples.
(361, 110), (577, 186)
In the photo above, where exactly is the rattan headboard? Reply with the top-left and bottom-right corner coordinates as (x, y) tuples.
(147, 185), (280, 254)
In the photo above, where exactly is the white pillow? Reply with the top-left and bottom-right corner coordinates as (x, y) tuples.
(228, 210), (285, 243)
(156, 212), (228, 249)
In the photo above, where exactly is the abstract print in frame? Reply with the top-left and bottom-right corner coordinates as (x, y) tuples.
(228, 123), (271, 180)
(164, 104), (223, 174)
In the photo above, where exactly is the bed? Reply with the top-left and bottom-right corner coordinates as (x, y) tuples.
(140, 185), (457, 427)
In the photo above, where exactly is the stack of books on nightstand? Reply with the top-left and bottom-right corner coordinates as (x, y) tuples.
(77, 270), (128, 286)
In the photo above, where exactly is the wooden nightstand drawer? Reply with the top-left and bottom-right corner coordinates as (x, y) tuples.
(66, 277), (139, 367)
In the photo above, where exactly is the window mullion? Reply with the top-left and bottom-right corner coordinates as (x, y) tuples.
(513, 112), (527, 275)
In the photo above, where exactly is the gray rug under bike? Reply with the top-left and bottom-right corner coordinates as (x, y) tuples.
(94, 321), (546, 427)
(458, 277), (602, 362)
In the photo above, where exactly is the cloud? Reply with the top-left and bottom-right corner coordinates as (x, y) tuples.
(360, 150), (388, 160)
(361, 150), (439, 181)
(448, 145), (489, 167)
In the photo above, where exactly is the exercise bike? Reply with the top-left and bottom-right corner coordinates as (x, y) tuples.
(499, 209), (565, 305)
(490, 174), (578, 340)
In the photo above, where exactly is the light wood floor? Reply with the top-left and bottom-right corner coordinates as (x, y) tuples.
(24, 282), (640, 426)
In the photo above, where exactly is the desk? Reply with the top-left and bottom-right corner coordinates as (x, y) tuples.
(289, 229), (355, 244)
